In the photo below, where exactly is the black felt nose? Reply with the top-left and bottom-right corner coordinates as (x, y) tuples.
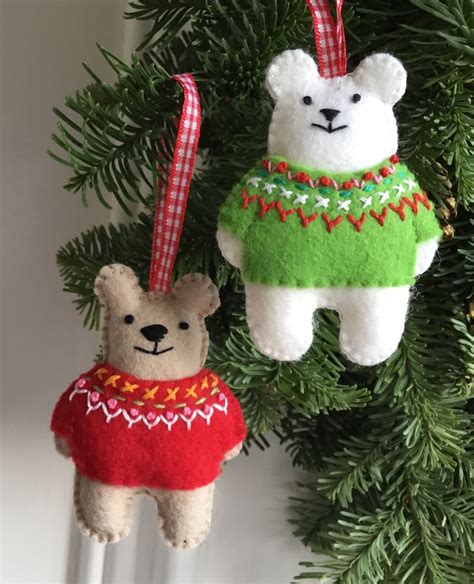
(140, 324), (168, 343)
(320, 108), (340, 122)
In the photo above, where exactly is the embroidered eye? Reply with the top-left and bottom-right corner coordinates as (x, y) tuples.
(124, 315), (134, 324)
(302, 95), (313, 105)
(179, 321), (190, 330)
(352, 93), (361, 103)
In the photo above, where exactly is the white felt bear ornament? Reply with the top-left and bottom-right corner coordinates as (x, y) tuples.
(217, 50), (441, 366)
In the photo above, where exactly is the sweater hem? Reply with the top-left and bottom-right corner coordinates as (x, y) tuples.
(242, 276), (415, 288)
(73, 457), (222, 492)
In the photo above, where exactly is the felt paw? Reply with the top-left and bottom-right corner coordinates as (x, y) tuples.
(415, 238), (439, 276)
(245, 284), (315, 362)
(75, 515), (130, 544)
(340, 334), (400, 367)
(223, 442), (243, 462)
(249, 327), (310, 362)
(161, 523), (211, 550)
(74, 473), (134, 544)
(54, 434), (71, 458)
(154, 483), (215, 550)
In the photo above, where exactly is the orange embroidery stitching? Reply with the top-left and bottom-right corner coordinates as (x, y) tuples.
(95, 368), (108, 380)
(165, 387), (179, 401)
(143, 385), (159, 400)
(185, 384), (198, 398)
(121, 381), (139, 393)
(104, 375), (121, 388)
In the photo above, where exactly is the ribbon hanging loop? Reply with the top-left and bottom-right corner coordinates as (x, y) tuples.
(149, 73), (201, 293)
(305, 0), (347, 78)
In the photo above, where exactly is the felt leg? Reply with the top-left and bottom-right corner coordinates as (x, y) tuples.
(245, 284), (316, 361)
(223, 441), (243, 462)
(74, 472), (135, 544)
(335, 287), (410, 366)
(153, 483), (215, 550)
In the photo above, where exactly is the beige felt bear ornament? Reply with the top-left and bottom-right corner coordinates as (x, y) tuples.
(51, 264), (246, 548)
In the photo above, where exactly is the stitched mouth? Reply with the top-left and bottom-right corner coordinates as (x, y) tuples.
(311, 123), (348, 134)
(134, 343), (174, 356)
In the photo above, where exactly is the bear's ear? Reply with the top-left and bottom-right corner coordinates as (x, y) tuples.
(94, 264), (143, 310)
(353, 53), (407, 106)
(172, 273), (220, 318)
(266, 49), (320, 100)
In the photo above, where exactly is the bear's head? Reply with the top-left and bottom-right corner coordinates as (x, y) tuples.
(95, 264), (220, 380)
(266, 49), (407, 173)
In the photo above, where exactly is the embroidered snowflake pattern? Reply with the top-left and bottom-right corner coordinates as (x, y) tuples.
(377, 190), (390, 203)
(262, 182), (277, 194)
(394, 184), (406, 197)
(246, 177), (261, 187)
(315, 195), (330, 208)
(280, 187), (293, 199)
(294, 194), (309, 205)
(338, 200), (351, 211)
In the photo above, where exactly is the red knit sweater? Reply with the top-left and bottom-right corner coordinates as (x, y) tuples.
(51, 363), (246, 490)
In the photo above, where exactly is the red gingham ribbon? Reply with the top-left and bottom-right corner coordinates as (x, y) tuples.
(149, 73), (201, 293)
(305, 0), (347, 78)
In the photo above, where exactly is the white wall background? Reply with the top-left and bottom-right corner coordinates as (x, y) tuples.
(0, 2), (313, 582)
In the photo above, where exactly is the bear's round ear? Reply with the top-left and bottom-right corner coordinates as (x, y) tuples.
(266, 49), (320, 100)
(353, 53), (407, 106)
(94, 264), (143, 310)
(172, 273), (220, 318)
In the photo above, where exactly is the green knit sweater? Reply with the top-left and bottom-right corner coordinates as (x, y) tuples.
(218, 155), (442, 288)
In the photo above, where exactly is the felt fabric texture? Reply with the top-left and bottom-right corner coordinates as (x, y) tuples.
(218, 156), (441, 288)
(74, 471), (135, 544)
(74, 472), (215, 549)
(246, 284), (411, 365)
(265, 50), (406, 172)
(154, 482), (215, 549)
(51, 363), (246, 490)
(51, 264), (246, 546)
(95, 266), (220, 380)
(415, 238), (439, 276)
(217, 49), (440, 365)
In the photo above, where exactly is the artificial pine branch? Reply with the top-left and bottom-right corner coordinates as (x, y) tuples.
(52, 1), (473, 582)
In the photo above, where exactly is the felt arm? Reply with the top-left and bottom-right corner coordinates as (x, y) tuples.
(50, 386), (73, 444)
(413, 200), (442, 244)
(216, 228), (243, 269)
(218, 170), (259, 241)
(413, 201), (442, 275)
(54, 434), (72, 458)
(223, 442), (243, 462)
(415, 238), (439, 276)
(220, 386), (247, 459)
